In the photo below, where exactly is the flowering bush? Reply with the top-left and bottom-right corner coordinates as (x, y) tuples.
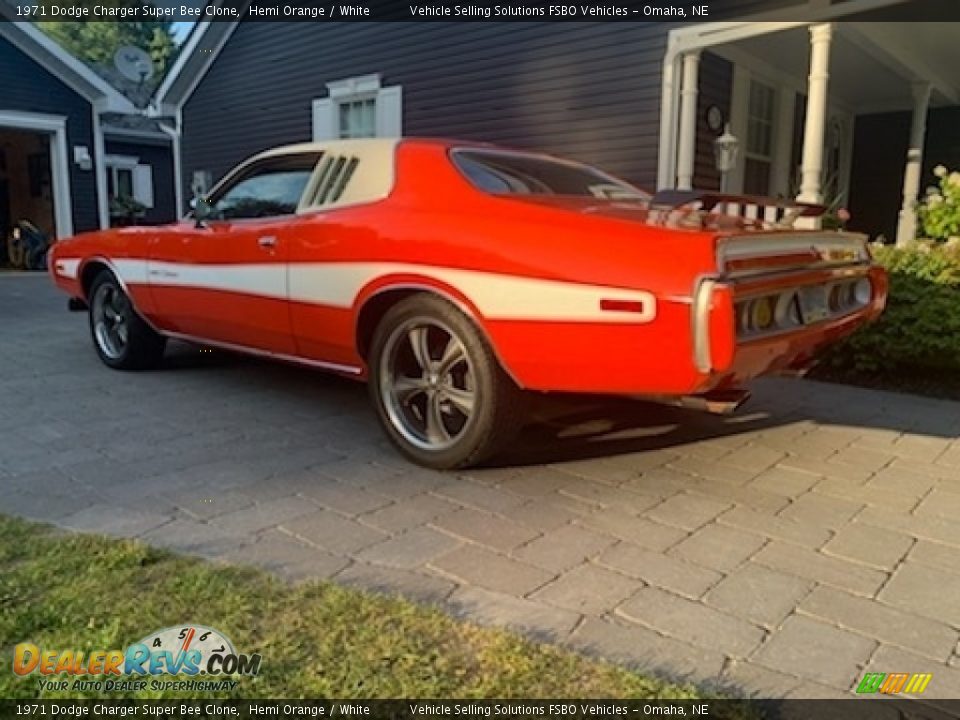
(918, 165), (960, 242)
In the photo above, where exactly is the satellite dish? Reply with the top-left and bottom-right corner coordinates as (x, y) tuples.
(114, 45), (155, 83)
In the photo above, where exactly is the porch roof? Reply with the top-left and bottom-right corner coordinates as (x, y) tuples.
(721, 23), (960, 114)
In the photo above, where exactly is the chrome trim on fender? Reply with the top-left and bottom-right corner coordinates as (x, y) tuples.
(692, 278), (716, 374)
(162, 331), (364, 376)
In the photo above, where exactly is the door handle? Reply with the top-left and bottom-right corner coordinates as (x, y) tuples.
(257, 236), (277, 250)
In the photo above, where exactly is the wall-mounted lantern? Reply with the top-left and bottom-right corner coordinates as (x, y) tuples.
(713, 123), (739, 193)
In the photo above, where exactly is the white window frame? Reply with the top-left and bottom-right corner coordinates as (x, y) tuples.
(105, 153), (154, 209)
(727, 63), (794, 197)
(742, 77), (778, 196)
(312, 73), (403, 141)
(721, 47), (854, 202)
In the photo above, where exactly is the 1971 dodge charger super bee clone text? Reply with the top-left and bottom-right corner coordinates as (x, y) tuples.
(48, 138), (888, 468)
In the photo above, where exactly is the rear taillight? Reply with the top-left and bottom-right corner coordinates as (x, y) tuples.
(734, 277), (872, 339)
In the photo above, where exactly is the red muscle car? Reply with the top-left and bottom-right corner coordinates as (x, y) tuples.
(48, 138), (887, 468)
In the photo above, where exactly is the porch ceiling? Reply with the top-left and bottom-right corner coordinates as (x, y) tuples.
(726, 23), (960, 114)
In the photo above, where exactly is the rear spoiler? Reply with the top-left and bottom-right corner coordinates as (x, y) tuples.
(649, 190), (827, 229)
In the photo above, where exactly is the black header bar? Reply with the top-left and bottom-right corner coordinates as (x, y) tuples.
(3, 0), (960, 22)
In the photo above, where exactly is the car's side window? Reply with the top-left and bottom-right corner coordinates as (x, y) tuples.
(208, 153), (322, 220)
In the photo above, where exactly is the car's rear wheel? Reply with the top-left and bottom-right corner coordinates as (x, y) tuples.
(368, 294), (524, 469)
(88, 270), (166, 370)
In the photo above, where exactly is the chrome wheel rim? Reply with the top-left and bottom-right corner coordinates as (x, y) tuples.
(380, 318), (476, 451)
(92, 283), (130, 360)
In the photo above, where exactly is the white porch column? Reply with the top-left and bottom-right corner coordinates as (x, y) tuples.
(895, 82), (932, 246)
(675, 51), (701, 191)
(796, 23), (833, 226)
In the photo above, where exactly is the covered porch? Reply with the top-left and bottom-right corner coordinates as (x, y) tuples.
(658, 15), (960, 243)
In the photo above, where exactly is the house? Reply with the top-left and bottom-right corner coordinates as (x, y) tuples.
(155, 0), (959, 244)
(0, 15), (177, 250)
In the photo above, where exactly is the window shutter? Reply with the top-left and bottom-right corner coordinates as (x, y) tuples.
(133, 164), (154, 208)
(312, 98), (335, 141)
(375, 85), (403, 137)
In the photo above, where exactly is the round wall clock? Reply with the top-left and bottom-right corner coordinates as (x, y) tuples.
(706, 105), (725, 133)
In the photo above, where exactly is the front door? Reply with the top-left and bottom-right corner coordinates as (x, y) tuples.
(147, 152), (322, 355)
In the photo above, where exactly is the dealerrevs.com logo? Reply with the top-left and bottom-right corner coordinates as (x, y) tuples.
(13, 625), (262, 693)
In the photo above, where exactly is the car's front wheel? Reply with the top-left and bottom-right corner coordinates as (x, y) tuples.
(88, 269), (166, 370)
(368, 294), (524, 469)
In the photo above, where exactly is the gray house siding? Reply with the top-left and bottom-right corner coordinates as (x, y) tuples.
(104, 138), (177, 225)
(0, 34), (99, 233)
(694, 52), (733, 192)
(182, 22), (681, 193)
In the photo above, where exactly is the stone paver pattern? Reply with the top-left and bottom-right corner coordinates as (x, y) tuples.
(3, 274), (960, 698)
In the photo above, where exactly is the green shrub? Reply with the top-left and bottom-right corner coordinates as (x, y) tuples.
(819, 241), (960, 373)
(918, 166), (960, 242)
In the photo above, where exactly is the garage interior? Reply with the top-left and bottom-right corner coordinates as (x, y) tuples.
(0, 126), (55, 268)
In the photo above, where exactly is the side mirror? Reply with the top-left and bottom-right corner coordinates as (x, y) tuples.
(192, 195), (212, 228)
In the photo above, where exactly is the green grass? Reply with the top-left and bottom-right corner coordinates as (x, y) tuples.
(0, 515), (753, 712)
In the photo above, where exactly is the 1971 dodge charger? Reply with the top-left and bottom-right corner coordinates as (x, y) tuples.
(48, 138), (887, 468)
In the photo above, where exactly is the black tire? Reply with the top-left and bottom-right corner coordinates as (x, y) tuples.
(87, 269), (166, 370)
(368, 293), (525, 469)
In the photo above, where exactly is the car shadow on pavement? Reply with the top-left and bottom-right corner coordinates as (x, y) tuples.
(493, 393), (781, 466)
(157, 341), (958, 469)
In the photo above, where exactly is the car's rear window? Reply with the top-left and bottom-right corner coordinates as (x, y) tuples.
(452, 149), (647, 200)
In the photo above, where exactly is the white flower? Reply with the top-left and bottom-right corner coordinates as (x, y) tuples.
(934, 164), (948, 178)
(927, 193), (944, 205)
(949, 172), (960, 187)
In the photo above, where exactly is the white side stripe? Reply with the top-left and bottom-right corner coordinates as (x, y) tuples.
(66, 259), (658, 324)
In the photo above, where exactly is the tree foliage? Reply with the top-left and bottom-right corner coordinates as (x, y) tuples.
(36, 15), (176, 80)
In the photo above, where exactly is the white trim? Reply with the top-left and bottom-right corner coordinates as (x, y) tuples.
(895, 82), (932, 246)
(159, 111), (184, 217)
(105, 154), (140, 170)
(153, 20), (240, 113)
(326, 73), (382, 99)
(659, 0), (912, 190)
(718, 43), (855, 201)
(312, 74), (403, 141)
(727, 65), (794, 196)
(92, 110), (109, 230)
(66, 257), (659, 325)
(104, 153), (156, 209)
(676, 51), (701, 191)
(656, 52), (680, 190)
(102, 127), (170, 143)
(0, 110), (73, 238)
(797, 23), (833, 209)
(152, 20), (210, 110)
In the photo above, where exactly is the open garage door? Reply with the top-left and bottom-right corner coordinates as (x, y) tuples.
(0, 111), (73, 260)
